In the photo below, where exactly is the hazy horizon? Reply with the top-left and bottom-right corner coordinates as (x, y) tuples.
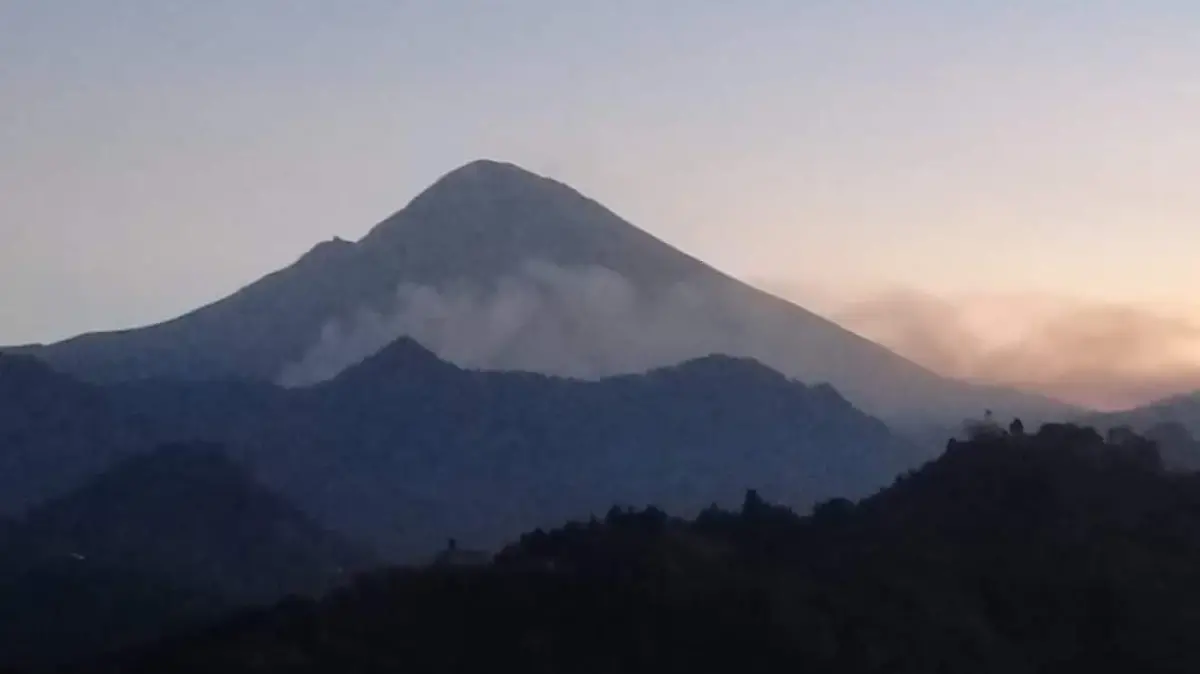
(4, 2), (1199, 409)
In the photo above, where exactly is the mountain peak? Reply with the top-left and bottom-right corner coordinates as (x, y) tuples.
(657, 353), (790, 385)
(319, 336), (457, 391)
(355, 158), (711, 290)
(438, 158), (542, 183)
(366, 336), (444, 367)
(398, 158), (576, 219)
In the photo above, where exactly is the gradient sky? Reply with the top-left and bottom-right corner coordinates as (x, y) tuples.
(2, 2), (1199, 407)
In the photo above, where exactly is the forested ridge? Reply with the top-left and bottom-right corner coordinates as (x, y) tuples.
(50, 422), (1200, 674)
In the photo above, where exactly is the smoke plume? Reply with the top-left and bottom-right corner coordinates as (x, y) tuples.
(278, 261), (747, 387)
(823, 289), (1200, 410)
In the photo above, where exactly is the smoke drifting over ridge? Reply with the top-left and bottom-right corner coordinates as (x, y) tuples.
(278, 261), (751, 387)
(281, 260), (1179, 415)
(821, 289), (1200, 410)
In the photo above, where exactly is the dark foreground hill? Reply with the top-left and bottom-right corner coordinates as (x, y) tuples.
(0, 446), (372, 671)
(66, 423), (1200, 674)
(11, 159), (1070, 424)
(2, 444), (370, 601)
(105, 338), (922, 558)
(0, 562), (222, 672)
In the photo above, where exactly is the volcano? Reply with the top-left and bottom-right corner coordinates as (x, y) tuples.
(11, 159), (1070, 423)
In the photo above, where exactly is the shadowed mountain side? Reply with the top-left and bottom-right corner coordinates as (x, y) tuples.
(11, 160), (1073, 423)
(102, 338), (922, 559)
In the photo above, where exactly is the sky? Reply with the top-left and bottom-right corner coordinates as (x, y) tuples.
(2, 1), (1199, 408)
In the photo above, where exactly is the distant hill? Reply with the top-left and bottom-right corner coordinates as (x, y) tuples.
(0, 352), (151, 513)
(1086, 391), (1200, 436)
(108, 337), (923, 558)
(1081, 392), (1200, 471)
(2, 444), (371, 603)
(75, 423), (1200, 674)
(10, 159), (1073, 424)
(3, 341), (922, 559)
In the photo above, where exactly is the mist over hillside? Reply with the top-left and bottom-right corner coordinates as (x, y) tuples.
(277, 259), (860, 390)
(1088, 391), (1200, 436)
(278, 260), (721, 386)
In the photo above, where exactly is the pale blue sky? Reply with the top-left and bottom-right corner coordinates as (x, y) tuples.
(3, 2), (1200, 404)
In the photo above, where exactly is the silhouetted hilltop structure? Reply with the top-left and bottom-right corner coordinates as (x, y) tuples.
(433, 539), (491, 568)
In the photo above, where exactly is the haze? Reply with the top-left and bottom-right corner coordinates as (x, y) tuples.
(3, 1), (1199, 409)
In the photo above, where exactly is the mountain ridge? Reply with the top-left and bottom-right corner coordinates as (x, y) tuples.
(2, 338), (923, 559)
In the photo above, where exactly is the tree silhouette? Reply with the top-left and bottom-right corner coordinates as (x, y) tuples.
(1008, 418), (1025, 436)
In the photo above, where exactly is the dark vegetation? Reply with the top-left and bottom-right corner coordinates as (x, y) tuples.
(0, 447), (371, 671)
(1, 445), (369, 602)
(38, 422), (1200, 674)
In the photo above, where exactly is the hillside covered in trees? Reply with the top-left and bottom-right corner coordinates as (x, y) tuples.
(0, 446), (372, 671)
(57, 423), (1200, 674)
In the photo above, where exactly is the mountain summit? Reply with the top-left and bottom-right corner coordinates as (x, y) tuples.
(11, 160), (1070, 422)
(357, 158), (712, 285)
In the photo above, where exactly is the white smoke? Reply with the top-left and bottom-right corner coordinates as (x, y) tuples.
(278, 260), (749, 387)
